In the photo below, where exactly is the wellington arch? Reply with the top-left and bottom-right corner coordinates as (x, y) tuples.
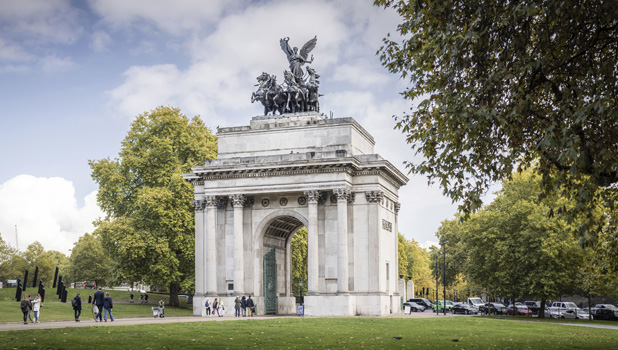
(183, 112), (408, 316)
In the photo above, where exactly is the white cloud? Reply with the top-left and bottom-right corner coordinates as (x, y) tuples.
(0, 0), (82, 44)
(39, 55), (77, 73)
(90, 30), (112, 52)
(88, 0), (240, 35)
(0, 175), (103, 255)
(332, 64), (390, 88)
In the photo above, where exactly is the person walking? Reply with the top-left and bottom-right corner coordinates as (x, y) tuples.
(103, 292), (114, 322)
(218, 298), (224, 317)
(247, 295), (254, 317)
(93, 287), (104, 322)
(205, 298), (211, 316)
(234, 296), (241, 317)
(212, 298), (220, 317)
(32, 293), (42, 323)
(241, 296), (247, 317)
(73, 293), (82, 322)
(20, 294), (33, 324)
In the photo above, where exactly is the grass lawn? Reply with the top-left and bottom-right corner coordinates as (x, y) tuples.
(0, 288), (192, 322)
(1, 317), (618, 349)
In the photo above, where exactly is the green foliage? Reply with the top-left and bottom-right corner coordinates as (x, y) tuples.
(291, 227), (308, 296)
(442, 170), (586, 303)
(68, 233), (112, 287)
(376, 0), (618, 240)
(398, 234), (434, 297)
(89, 106), (217, 306)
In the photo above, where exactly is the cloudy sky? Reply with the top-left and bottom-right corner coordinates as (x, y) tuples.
(0, 0), (487, 255)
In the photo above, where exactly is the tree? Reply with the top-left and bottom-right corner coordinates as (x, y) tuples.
(68, 233), (112, 288)
(461, 170), (584, 316)
(0, 234), (19, 284)
(291, 227), (308, 296)
(89, 106), (217, 306)
(398, 233), (434, 297)
(376, 0), (618, 238)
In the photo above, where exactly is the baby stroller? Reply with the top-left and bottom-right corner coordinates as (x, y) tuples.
(151, 307), (164, 318)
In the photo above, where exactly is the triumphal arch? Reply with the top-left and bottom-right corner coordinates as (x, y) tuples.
(183, 36), (408, 316)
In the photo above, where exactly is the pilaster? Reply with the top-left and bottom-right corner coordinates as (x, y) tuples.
(334, 188), (350, 295)
(230, 194), (246, 294)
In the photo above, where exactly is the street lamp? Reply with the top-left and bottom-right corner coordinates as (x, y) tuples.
(440, 241), (449, 316)
(299, 280), (304, 305)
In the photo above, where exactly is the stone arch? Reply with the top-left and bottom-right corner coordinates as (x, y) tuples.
(253, 209), (309, 314)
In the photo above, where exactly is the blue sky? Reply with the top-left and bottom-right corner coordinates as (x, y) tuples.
(0, 0), (483, 254)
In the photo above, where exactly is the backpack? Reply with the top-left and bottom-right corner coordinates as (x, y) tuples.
(71, 299), (76, 307)
(205, 300), (209, 307)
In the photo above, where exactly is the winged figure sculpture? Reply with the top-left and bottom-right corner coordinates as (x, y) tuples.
(280, 36), (317, 84)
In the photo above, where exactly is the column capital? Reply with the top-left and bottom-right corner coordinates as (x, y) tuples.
(395, 202), (401, 213)
(304, 190), (321, 203)
(204, 195), (217, 208)
(192, 199), (205, 212)
(365, 190), (384, 203)
(216, 196), (228, 210)
(230, 194), (246, 207)
(334, 188), (350, 202)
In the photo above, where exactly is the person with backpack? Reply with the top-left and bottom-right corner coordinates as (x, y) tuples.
(205, 298), (211, 316)
(20, 294), (33, 324)
(72, 293), (82, 322)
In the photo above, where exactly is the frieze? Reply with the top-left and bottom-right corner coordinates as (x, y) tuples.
(261, 198), (270, 207)
(297, 196), (307, 205)
(279, 197), (288, 206)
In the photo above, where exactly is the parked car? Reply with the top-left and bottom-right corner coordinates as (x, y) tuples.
(479, 302), (507, 315)
(547, 302), (579, 319)
(407, 298), (433, 310)
(403, 301), (426, 312)
(507, 304), (533, 316)
(432, 300), (454, 312)
(524, 301), (541, 315)
(593, 304), (618, 321)
(451, 303), (478, 315)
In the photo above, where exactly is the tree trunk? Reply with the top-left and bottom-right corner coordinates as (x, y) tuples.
(538, 297), (546, 319)
(169, 281), (180, 307)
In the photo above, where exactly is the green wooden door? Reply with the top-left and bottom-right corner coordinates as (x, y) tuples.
(264, 248), (277, 314)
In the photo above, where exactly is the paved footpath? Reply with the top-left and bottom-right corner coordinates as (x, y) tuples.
(1, 313), (616, 332)
(0, 311), (460, 332)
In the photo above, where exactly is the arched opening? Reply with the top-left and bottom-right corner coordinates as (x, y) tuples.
(260, 213), (308, 314)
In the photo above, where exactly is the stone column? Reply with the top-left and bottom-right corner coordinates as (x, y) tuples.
(193, 199), (205, 298)
(304, 190), (320, 295)
(205, 195), (217, 295)
(394, 202), (401, 296)
(230, 194), (245, 294)
(334, 188), (350, 295)
(366, 191), (383, 293)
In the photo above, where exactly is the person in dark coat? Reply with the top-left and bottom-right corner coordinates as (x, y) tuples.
(103, 292), (114, 322)
(93, 287), (104, 322)
(241, 296), (247, 317)
(246, 295), (255, 317)
(20, 294), (33, 324)
(73, 293), (82, 322)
